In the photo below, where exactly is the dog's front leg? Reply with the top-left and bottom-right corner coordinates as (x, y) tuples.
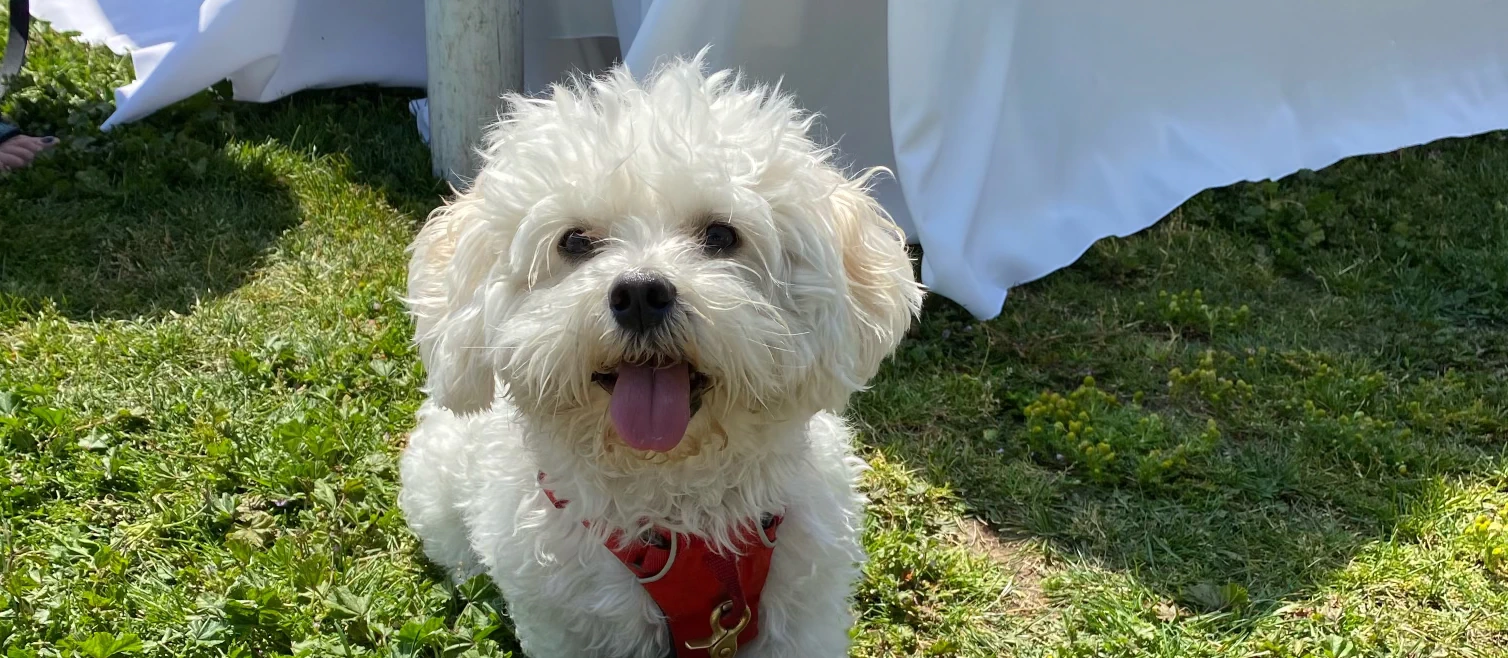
(745, 493), (867, 656)
(398, 404), (489, 583)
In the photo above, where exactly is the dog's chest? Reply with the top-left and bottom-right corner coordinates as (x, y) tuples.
(538, 476), (786, 658)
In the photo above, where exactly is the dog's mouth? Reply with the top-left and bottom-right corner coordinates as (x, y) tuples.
(592, 358), (711, 453)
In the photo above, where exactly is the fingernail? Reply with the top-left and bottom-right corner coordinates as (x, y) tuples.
(41, 136), (59, 144)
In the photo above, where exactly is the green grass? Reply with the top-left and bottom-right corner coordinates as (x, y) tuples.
(5, 17), (1508, 658)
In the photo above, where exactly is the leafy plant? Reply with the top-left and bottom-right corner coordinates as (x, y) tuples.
(1021, 378), (1219, 486)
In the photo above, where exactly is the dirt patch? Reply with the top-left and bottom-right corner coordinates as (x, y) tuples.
(956, 518), (1051, 614)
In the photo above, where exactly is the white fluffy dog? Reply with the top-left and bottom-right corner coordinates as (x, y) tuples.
(397, 54), (922, 658)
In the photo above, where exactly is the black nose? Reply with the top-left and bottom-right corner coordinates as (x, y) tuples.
(609, 272), (676, 334)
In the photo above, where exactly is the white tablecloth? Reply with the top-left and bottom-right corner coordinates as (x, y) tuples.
(33, 0), (1508, 319)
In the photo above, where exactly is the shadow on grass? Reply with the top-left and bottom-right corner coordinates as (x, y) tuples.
(854, 297), (1463, 632)
(0, 131), (302, 323)
(853, 133), (1508, 626)
(223, 85), (448, 219)
(2, 23), (613, 324)
(1, 70), (444, 325)
(0, 22), (304, 323)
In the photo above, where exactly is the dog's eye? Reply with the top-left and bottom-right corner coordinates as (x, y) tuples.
(558, 229), (596, 259)
(701, 222), (739, 255)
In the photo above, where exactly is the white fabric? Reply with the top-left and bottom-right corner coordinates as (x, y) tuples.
(886, 1), (1508, 317)
(34, 0), (429, 124)
(32, 1), (1508, 319)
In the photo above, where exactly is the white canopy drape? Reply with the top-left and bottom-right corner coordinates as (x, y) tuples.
(33, 0), (1508, 318)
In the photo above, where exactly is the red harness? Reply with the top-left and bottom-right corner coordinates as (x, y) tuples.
(539, 473), (781, 658)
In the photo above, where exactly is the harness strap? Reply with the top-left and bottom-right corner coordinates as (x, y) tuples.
(705, 550), (746, 630)
(539, 473), (782, 657)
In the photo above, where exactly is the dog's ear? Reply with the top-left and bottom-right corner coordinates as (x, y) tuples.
(826, 172), (925, 393)
(407, 195), (508, 414)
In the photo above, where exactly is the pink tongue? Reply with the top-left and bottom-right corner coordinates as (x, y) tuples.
(609, 362), (692, 452)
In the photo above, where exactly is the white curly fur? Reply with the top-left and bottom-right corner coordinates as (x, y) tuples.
(398, 52), (923, 658)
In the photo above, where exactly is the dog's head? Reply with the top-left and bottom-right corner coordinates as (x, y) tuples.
(407, 55), (922, 454)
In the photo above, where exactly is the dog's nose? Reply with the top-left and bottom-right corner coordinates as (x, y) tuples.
(609, 271), (676, 334)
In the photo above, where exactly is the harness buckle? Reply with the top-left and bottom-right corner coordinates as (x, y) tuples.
(684, 600), (751, 657)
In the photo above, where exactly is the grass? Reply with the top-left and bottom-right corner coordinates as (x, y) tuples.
(5, 16), (1508, 658)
